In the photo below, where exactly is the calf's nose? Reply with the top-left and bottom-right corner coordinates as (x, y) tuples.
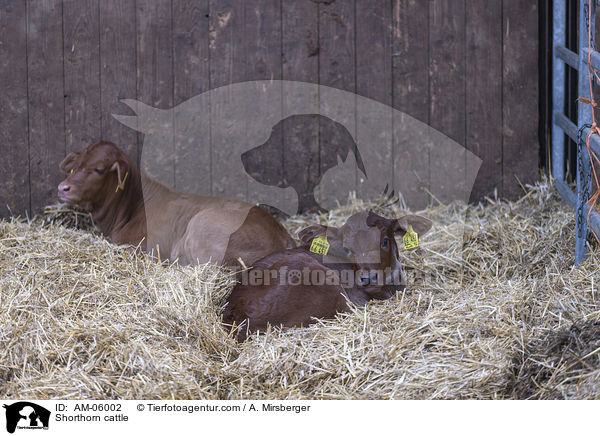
(359, 271), (379, 286)
(58, 182), (71, 192)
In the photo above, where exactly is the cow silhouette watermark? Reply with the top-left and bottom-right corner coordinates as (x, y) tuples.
(113, 80), (481, 267)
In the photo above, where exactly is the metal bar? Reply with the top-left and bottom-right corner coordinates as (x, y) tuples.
(556, 45), (578, 70)
(553, 110), (600, 161)
(556, 178), (577, 209)
(553, 117), (600, 171)
(583, 47), (600, 71)
(554, 111), (578, 141)
(557, 178), (600, 247)
(584, 205), (600, 244)
(582, 48), (600, 87)
(575, 0), (594, 265)
(581, 48), (600, 89)
(552, 0), (567, 181)
(581, 126), (600, 157)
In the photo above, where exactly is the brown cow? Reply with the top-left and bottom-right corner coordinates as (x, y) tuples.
(223, 210), (432, 340)
(57, 141), (295, 266)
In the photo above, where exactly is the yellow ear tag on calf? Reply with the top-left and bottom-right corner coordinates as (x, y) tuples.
(403, 225), (419, 250)
(115, 171), (129, 192)
(310, 236), (330, 255)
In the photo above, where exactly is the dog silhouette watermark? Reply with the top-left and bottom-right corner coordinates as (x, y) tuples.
(3, 402), (50, 434)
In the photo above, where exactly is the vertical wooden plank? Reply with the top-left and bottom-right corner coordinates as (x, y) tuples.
(173, 0), (210, 195)
(392, 0), (429, 123)
(319, 0), (355, 93)
(208, 0), (245, 90)
(244, 0), (280, 83)
(392, 0), (430, 209)
(99, 0), (138, 163)
(465, 1), (503, 201)
(356, 0), (392, 114)
(281, 0), (319, 212)
(355, 0), (393, 203)
(137, 0), (174, 185)
(502, 1), (539, 199)
(209, 0), (246, 199)
(63, 0), (101, 153)
(282, 0), (318, 85)
(0, 0), (29, 217)
(174, 0), (209, 106)
(27, 0), (66, 214)
(243, 0), (283, 207)
(428, 0), (466, 203)
(137, 0), (173, 110)
(318, 0), (357, 206)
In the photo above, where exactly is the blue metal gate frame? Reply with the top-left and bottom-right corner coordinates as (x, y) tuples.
(553, 0), (600, 265)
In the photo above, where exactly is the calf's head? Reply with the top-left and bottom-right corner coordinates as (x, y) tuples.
(298, 210), (431, 297)
(58, 141), (132, 211)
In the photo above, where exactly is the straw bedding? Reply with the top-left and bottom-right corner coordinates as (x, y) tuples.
(1, 178), (599, 399)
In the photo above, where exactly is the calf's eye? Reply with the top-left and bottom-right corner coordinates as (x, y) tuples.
(95, 168), (105, 175)
(381, 237), (390, 248)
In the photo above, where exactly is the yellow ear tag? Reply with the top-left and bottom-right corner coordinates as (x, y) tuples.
(115, 171), (129, 192)
(403, 225), (419, 250)
(310, 236), (330, 255)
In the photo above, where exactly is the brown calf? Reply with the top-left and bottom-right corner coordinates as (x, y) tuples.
(223, 210), (432, 340)
(57, 141), (295, 266)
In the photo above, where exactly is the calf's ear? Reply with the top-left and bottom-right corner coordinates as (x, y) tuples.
(298, 224), (339, 244)
(393, 215), (432, 236)
(59, 152), (80, 173)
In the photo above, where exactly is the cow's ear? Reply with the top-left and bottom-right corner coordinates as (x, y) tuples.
(298, 224), (337, 244)
(59, 152), (80, 173)
(393, 215), (432, 236)
(366, 210), (394, 230)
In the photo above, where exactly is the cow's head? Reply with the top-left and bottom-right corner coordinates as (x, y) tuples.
(299, 210), (431, 298)
(58, 141), (132, 211)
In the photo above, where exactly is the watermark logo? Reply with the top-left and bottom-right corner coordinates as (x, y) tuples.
(113, 81), (481, 215)
(113, 80), (482, 266)
(3, 402), (50, 434)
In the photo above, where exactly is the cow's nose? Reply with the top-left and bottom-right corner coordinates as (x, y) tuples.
(58, 183), (70, 192)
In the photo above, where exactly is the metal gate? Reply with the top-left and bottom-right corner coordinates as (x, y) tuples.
(552, 0), (600, 264)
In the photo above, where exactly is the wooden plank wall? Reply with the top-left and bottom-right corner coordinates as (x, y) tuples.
(0, 0), (539, 219)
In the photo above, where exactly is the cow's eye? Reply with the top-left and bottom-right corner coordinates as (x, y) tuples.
(381, 237), (390, 249)
(95, 168), (105, 175)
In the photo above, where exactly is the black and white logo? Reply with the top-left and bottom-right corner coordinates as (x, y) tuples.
(3, 402), (50, 434)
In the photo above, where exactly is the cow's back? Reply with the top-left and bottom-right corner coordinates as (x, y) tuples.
(223, 250), (348, 340)
(222, 205), (295, 266)
(152, 191), (294, 266)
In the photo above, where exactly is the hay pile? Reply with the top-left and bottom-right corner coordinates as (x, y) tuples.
(1, 179), (599, 399)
